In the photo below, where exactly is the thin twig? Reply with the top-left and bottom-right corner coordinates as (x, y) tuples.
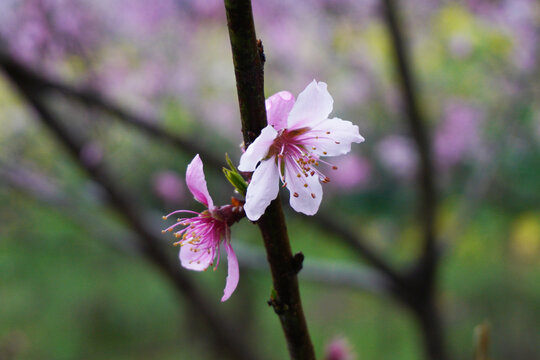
(223, 0), (315, 358)
(0, 64), (262, 360)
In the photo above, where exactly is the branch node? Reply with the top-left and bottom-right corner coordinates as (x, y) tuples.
(292, 252), (304, 275)
(257, 39), (266, 65)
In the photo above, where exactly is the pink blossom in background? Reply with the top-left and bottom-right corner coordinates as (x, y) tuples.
(324, 337), (355, 360)
(435, 101), (483, 168)
(330, 154), (371, 191)
(239, 81), (364, 220)
(152, 170), (186, 205)
(162, 155), (240, 302)
(376, 135), (418, 179)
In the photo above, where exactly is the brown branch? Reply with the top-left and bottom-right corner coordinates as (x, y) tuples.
(0, 64), (262, 360)
(223, 0), (315, 359)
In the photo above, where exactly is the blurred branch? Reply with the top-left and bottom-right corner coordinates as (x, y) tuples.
(0, 50), (223, 170)
(223, 0), (316, 358)
(381, 0), (437, 265)
(0, 64), (262, 360)
(314, 212), (406, 288)
(381, 1), (445, 360)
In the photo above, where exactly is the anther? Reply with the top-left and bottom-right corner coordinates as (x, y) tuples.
(162, 216), (167, 220)
(303, 184), (308, 188)
(335, 141), (340, 144)
(311, 193), (316, 199)
(332, 166), (338, 170)
(326, 131), (331, 134)
(293, 192), (299, 197)
(323, 151), (327, 155)
(312, 146), (316, 150)
(297, 173), (301, 178)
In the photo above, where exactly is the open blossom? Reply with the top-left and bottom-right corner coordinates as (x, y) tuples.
(162, 155), (240, 302)
(238, 80), (364, 220)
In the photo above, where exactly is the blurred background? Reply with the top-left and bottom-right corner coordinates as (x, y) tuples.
(1, 0), (539, 359)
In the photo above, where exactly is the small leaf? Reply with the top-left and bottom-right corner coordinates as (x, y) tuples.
(222, 154), (248, 196)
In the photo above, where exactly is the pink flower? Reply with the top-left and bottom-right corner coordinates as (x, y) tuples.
(162, 155), (239, 302)
(324, 337), (355, 360)
(239, 80), (364, 220)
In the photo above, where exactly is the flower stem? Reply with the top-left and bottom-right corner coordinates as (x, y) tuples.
(223, 0), (316, 359)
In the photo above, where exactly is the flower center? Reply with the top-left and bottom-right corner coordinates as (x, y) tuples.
(267, 127), (336, 193)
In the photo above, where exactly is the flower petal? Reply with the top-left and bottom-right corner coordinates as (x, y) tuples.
(243, 158), (280, 221)
(266, 91), (295, 131)
(287, 80), (334, 130)
(186, 154), (214, 209)
(238, 125), (278, 172)
(284, 158), (323, 215)
(179, 242), (216, 271)
(221, 239), (239, 302)
(302, 117), (365, 157)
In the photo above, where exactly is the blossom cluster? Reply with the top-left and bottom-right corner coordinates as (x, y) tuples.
(163, 81), (364, 301)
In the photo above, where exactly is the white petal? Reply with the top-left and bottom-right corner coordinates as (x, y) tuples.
(243, 158), (280, 221)
(284, 159), (323, 216)
(304, 117), (365, 157)
(287, 80), (334, 130)
(179, 242), (216, 271)
(238, 125), (278, 172)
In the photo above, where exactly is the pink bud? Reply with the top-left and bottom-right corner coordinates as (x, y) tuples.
(324, 337), (355, 360)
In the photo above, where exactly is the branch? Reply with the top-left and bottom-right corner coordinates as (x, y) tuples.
(0, 65), (262, 360)
(0, 50), (223, 171)
(223, 0), (315, 358)
(381, 0), (437, 265)
(314, 212), (406, 289)
(381, 2), (446, 360)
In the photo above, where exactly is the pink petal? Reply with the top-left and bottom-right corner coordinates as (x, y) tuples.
(238, 125), (278, 172)
(304, 117), (365, 157)
(266, 91), (295, 131)
(221, 240), (239, 302)
(186, 154), (214, 209)
(287, 80), (334, 130)
(285, 158), (323, 215)
(244, 158), (280, 221)
(179, 242), (216, 271)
